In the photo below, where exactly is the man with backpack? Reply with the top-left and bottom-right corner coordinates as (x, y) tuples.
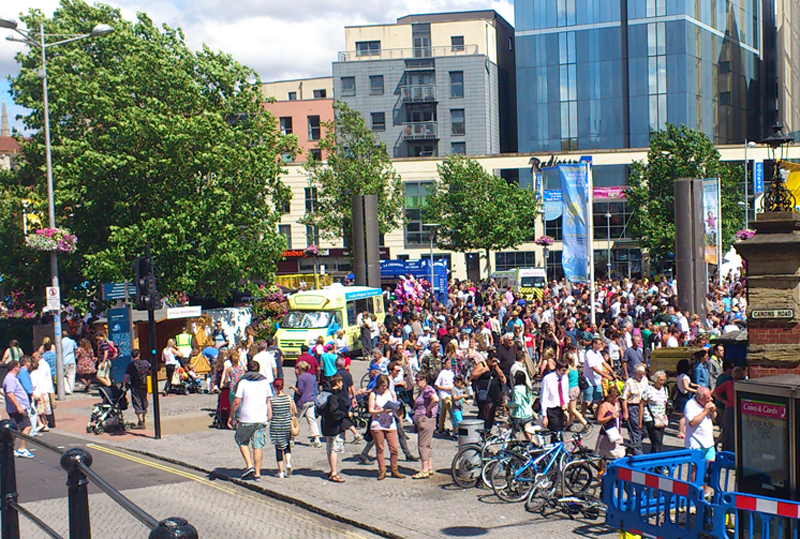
(124, 349), (150, 430)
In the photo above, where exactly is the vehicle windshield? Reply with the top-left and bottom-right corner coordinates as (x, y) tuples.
(520, 277), (545, 288)
(281, 311), (332, 329)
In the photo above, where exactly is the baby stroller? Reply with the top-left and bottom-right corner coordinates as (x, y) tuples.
(165, 364), (203, 395)
(87, 384), (130, 435)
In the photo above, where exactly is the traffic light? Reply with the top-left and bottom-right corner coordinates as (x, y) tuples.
(134, 252), (161, 311)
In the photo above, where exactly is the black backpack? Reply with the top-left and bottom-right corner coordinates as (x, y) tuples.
(132, 359), (150, 388)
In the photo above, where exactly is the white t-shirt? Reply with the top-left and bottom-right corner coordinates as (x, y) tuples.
(684, 397), (714, 450)
(434, 369), (455, 399)
(666, 336), (679, 348)
(163, 347), (180, 366)
(234, 378), (272, 424)
(253, 351), (276, 384)
(583, 349), (604, 387)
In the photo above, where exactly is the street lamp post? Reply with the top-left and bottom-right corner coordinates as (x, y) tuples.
(1, 17), (113, 400)
(605, 212), (612, 279)
(743, 140), (756, 229)
(424, 224), (439, 306)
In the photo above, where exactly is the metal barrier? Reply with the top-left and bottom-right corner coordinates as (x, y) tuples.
(604, 449), (800, 539)
(0, 420), (198, 539)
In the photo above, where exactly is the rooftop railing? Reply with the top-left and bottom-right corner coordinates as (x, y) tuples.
(337, 44), (479, 62)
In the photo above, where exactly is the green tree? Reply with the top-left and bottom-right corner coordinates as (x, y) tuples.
(426, 154), (540, 278)
(301, 101), (403, 248)
(627, 124), (743, 262)
(5, 0), (295, 303)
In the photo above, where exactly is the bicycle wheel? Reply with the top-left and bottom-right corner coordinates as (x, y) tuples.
(490, 453), (537, 503)
(359, 372), (370, 389)
(563, 461), (597, 494)
(524, 470), (559, 513)
(451, 445), (483, 488)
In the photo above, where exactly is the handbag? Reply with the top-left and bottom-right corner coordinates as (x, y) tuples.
(578, 373), (589, 392)
(290, 416), (300, 438)
(646, 388), (669, 428)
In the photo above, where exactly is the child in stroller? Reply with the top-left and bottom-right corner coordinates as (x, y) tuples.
(87, 384), (130, 435)
(164, 362), (203, 395)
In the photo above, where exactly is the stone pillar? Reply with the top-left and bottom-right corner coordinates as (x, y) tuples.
(735, 212), (800, 376)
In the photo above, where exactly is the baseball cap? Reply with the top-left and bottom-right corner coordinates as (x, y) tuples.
(369, 363), (381, 372)
(325, 344), (334, 351)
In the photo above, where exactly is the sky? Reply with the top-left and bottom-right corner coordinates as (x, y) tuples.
(0, 0), (514, 134)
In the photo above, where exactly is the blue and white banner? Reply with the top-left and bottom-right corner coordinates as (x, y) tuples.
(543, 190), (563, 221)
(754, 161), (763, 194)
(559, 164), (590, 283)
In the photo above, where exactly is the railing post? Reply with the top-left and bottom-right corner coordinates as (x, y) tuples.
(149, 517), (198, 539)
(0, 420), (20, 539)
(60, 448), (92, 539)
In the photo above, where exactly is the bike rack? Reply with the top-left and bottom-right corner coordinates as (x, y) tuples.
(0, 420), (199, 539)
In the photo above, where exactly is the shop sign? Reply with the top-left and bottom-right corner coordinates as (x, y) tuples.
(740, 399), (787, 420)
(750, 309), (794, 320)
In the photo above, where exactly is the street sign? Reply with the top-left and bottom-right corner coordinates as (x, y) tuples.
(750, 309), (794, 320)
(102, 281), (134, 301)
(754, 161), (764, 194)
(166, 306), (202, 319)
(46, 286), (60, 310)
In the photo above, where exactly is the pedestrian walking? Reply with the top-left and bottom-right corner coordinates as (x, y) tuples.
(229, 360), (272, 481)
(61, 331), (78, 395)
(412, 371), (438, 479)
(269, 378), (297, 478)
(319, 374), (348, 483)
(123, 349), (150, 430)
(367, 374), (404, 480)
(621, 364), (649, 455)
(642, 370), (669, 453)
(2, 360), (34, 458)
(291, 361), (321, 447)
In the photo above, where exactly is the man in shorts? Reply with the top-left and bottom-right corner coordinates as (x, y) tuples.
(320, 374), (348, 482)
(582, 338), (611, 416)
(2, 360), (34, 458)
(229, 360), (272, 481)
(124, 349), (150, 430)
(685, 387), (718, 496)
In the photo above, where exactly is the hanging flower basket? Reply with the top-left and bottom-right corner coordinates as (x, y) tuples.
(25, 228), (77, 254)
(735, 229), (755, 241)
(303, 244), (320, 257)
(535, 235), (554, 247)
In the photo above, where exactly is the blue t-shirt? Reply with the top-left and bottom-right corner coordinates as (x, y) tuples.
(43, 351), (57, 374)
(202, 346), (220, 360)
(3, 372), (30, 413)
(17, 367), (33, 396)
(321, 352), (338, 377)
(62, 337), (78, 365)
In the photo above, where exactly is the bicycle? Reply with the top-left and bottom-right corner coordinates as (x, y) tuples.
(450, 423), (526, 489)
(524, 454), (606, 518)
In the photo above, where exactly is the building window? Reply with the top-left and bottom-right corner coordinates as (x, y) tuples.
(592, 201), (633, 240)
(404, 181), (434, 246)
(309, 148), (322, 161)
(451, 35), (464, 52)
(371, 112), (386, 132)
(304, 187), (318, 212)
(451, 142), (466, 155)
(557, 0), (577, 26)
(450, 71), (464, 98)
(647, 22), (667, 133)
(355, 40), (381, 57)
(288, 91), (297, 101)
(495, 251), (536, 271)
(278, 225), (292, 249)
(370, 75), (384, 95)
(451, 109), (465, 136)
(409, 143), (437, 157)
(281, 200), (291, 214)
(646, 0), (666, 17)
(308, 115), (321, 141)
(341, 77), (356, 97)
(313, 89), (327, 99)
(559, 31), (577, 150)
(545, 218), (563, 241)
(305, 225), (319, 246)
(281, 153), (294, 163)
(279, 117), (293, 135)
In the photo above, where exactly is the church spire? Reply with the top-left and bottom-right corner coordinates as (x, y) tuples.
(0, 99), (9, 137)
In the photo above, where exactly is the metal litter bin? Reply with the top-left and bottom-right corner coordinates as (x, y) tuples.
(457, 419), (483, 449)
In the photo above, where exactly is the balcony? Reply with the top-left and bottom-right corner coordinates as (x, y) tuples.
(337, 44), (479, 62)
(401, 85), (437, 103)
(403, 121), (438, 140)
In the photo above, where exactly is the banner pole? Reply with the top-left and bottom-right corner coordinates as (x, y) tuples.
(587, 162), (596, 326)
(717, 177), (723, 286)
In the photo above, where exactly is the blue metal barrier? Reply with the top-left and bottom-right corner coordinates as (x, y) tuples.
(604, 449), (800, 539)
(603, 452), (711, 539)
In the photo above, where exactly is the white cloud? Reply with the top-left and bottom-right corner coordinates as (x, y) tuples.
(0, 0), (514, 133)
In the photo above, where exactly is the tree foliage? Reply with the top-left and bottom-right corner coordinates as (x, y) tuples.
(425, 155), (540, 277)
(627, 124), (744, 262)
(301, 101), (404, 248)
(3, 0), (295, 303)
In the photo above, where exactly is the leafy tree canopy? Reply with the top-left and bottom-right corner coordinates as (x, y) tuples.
(425, 154), (539, 277)
(626, 124), (743, 262)
(3, 0), (295, 304)
(301, 101), (403, 249)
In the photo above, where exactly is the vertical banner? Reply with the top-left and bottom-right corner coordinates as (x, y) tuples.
(702, 178), (720, 265)
(108, 307), (132, 383)
(559, 164), (590, 282)
(754, 161), (764, 194)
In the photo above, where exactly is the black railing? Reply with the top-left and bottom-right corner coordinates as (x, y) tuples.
(0, 420), (198, 539)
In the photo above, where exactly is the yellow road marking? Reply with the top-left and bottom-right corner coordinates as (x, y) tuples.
(86, 443), (371, 539)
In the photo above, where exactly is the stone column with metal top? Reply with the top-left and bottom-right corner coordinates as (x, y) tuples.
(735, 212), (800, 374)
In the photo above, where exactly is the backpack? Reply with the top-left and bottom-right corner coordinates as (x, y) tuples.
(132, 359), (150, 388)
(107, 340), (120, 360)
(314, 390), (333, 417)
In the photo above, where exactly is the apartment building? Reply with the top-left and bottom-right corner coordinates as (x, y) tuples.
(261, 77), (334, 163)
(332, 10), (516, 159)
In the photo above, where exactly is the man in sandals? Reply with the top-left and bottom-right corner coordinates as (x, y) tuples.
(229, 360), (271, 481)
(319, 374), (348, 483)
